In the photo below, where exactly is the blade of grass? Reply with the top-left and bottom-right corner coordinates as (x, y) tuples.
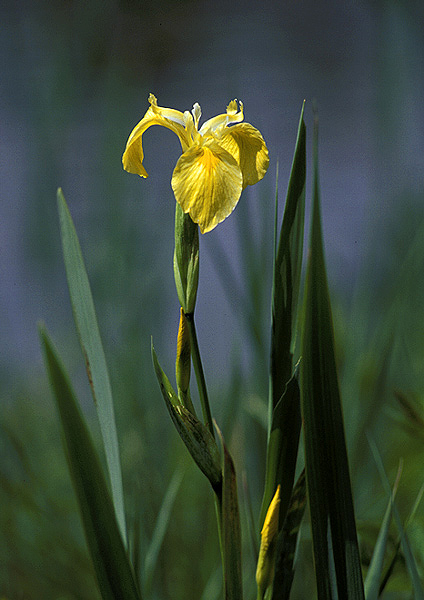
(39, 325), (141, 600)
(241, 470), (260, 566)
(300, 119), (364, 600)
(57, 188), (126, 545)
(378, 540), (401, 596)
(201, 566), (223, 600)
(129, 497), (143, 591)
(368, 436), (424, 600)
(364, 461), (402, 600)
(378, 479), (424, 596)
(144, 467), (184, 595)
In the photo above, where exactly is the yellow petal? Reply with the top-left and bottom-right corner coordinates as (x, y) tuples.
(122, 94), (190, 178)
(148, 93), (187, 128)
(171, 140), (243, 233)
(218, 122), (269, 189)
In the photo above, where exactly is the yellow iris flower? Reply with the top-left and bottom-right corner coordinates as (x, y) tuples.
(122, 94), (269, 233)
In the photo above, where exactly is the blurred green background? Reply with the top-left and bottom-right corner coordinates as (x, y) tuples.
(1, 0), (424, 598)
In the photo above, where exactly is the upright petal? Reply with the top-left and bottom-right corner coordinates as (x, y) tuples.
(199, 100), (244, 136)
(148, 94), (187, 128)
(218, 122), (269, 188)
(122, 94), (190, 177)
(171, 140), (243, 233)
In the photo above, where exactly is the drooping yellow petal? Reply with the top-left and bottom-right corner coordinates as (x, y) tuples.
(171, 140), (243, 233)
(122, 94), (190, 178)
(218, 122), (269, 189)
(147, 93), (187, 128)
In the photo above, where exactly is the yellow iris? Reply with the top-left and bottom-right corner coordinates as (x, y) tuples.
(122, 94), (269, 233)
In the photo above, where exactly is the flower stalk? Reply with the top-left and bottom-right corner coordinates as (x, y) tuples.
(184, 311), (214, 439)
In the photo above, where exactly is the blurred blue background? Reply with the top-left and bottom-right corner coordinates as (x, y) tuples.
(1, 0), (424, 597)
(2, 0), (423, 388)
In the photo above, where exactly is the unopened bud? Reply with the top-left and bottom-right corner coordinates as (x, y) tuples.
(173, 202), (199, 313)
(176, 308), (191, 394)
(256, 484), (281, 600)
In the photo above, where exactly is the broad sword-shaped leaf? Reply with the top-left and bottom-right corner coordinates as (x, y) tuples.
(216, 425), (243, 600)
(57, 189), (126, 544)
(40, 326), (141, 600)
(260, 102), (306, 534)
(300, 121), (364, 599)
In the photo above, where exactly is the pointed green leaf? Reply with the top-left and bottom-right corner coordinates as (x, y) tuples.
(260, 376), (301, 530)
(378, 541), (401, 597)
(261, 103), (305, 535)
(377, 478), (424, 596)
(152, 343), (222, 489)
(300, 123), (364, 600)
(216, 425), (243, 600)
(57, 189), (126, 545)
(241, 471), (260, 567)
(270, 101), (306, 415)
(364, 463), (401, 600)
(144, 467), (184, 595)
(201, 567), (223, 600)
(369, 438), (424, 600)
(39, 326), (141, 600)
(364, 509), (393, 600)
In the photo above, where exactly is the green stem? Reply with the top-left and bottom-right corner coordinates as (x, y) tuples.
(184, 311), (215, 439)
(184, 311), (223, 563)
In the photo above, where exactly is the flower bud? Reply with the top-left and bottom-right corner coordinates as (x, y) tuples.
(176, 308), (191, 394)
(256, 484), (281, 600)
(173, 202), (199, 314)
